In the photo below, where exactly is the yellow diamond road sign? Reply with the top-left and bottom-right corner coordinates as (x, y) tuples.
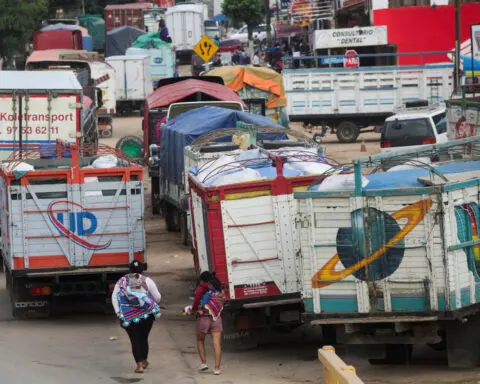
(193, 35), (219, 63)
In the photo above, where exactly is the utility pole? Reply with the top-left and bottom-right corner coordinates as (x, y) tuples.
(454, 0), (461, 90)
(264, 0), (272, 47)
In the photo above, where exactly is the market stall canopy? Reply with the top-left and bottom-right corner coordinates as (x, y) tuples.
(205, 66), (286, 109)
(146, 79), (247, 109)
(106, 26), (146, 57)
(160, 106), (285, 184)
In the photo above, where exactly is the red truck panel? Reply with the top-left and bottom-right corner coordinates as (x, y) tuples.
(105, 3), (152, 31)
(33, 30), (83, 51)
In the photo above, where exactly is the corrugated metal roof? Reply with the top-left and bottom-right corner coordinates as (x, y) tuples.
(0, 71), (82, 91)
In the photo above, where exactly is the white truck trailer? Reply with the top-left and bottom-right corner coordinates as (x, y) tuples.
(0, 71), (97, 161)
(105, 55), (153, 115)
(283, 61), (454, 143)
(165, 4), (204, 62)
(295, 138), (480, 368)
(0, 142), (145, 318)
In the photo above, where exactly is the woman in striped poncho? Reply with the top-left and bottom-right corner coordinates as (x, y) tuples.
(112, 261), (161, 373)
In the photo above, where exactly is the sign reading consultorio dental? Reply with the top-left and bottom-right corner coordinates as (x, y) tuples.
(314, 26), (388, 50)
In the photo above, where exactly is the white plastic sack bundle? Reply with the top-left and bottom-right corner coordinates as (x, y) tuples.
(387, 157), (432, 172)
(209, 168), (262, 186)
(287, 161), (333, 175)
(315, 174), (369, 191)
(196, 155), (238, 182)
(5, 162), (34, 173)
(235, 148), (270, 168)
(92, 155), (118, 169)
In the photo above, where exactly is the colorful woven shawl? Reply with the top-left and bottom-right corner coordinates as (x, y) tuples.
(117, 274), (160, 327)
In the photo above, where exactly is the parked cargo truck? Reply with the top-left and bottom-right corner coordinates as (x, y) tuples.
(0, 71), (97, 161)
(0, 141), (145, 318)
(165, 4), (204, 62)
(295, 137), (480, 368)
(283, 54), (454, 143)
(143, 77), (245, 224)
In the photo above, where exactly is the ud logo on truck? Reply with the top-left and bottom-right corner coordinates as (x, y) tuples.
(48, 200), (112, 250)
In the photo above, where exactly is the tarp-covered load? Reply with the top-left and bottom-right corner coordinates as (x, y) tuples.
(106, 26), (146, 57)
(79, 14), (106, 51)
(160, 106), (285, 184)
(132, 32), (173, 50)
(205, 66), (289, 126)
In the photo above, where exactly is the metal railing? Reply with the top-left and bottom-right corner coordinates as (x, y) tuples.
(319, 346), (364, 384)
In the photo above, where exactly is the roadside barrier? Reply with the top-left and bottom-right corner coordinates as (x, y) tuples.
(318, 346), (364, 384)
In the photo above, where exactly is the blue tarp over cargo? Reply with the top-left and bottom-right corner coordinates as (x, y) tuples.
(105, 26), (145, 57)
(160, 106), (286, 185)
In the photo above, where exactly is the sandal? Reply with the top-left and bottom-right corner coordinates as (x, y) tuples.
(135, 367), (144, 374)
(143, 360), (149, 369)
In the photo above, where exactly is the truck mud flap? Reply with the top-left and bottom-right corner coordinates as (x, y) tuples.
(222, 310), (259, 352)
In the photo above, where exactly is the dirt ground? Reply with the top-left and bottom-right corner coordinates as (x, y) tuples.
(1, 102), (480, 383)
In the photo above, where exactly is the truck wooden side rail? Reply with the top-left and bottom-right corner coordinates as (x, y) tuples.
(319, 346), (364, 384)
(283, 52), (454, 143)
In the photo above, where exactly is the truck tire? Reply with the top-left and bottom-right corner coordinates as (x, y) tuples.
(151, 177), (160, 215)
(336, 121), (360, 143)
(116, 135), (144, 162)
(165, 204), (177, 232)
(179, 211), (189, 246)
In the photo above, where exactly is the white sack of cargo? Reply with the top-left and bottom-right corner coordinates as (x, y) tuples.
(2, 162), (35, 173)
(92, 154), (118, 168)
(387, 157), (432, 172)
(209, 168), (262, 186)
(195, 155), (239, 182)
(314, 173), (369, 191)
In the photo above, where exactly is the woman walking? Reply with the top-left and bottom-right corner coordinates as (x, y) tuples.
(188, 271), (225, 375)
(112, 260), (161, 373)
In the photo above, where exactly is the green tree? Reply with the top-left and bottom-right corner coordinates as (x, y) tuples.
(222, 0), (264, 41)
(0, 0), (48, 66)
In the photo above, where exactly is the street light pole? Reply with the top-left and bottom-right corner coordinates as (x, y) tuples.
(454, 0), (461, 90)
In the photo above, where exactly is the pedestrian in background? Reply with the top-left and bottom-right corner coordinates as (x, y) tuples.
(253, 50), (260, 67)
(158, 19), (171, 43)
(187, 271), (226, 375)
(174, 66), (181, 78)
(112, 260), (161, 374)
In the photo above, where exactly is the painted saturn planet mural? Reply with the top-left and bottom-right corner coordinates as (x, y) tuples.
(312, 199), (433, 288)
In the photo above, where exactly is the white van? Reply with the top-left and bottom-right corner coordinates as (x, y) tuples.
(380, 104), (448, 156)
